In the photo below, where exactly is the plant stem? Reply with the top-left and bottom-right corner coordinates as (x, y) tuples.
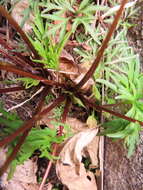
(75, 0), (128, 90)
(0, 86), (24, 93)
(0, 87), (50, 176)
(79, 94), (143, 126)
(0, 64), (65, 87)
(0, 95), (65, 147)
(0, 129), (30, 177)
(39, 97), (71, 190)
(0, 49), (35, 72)
(0, 5), (39, 58)
(61, 97), (71, 123)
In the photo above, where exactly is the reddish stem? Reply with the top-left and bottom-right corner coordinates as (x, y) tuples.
(0, 95), (65, 147)
(0, 86), (24, 93)
(0, 129), (30, 177)
(0, 35), (12, 50)
(0, 64), (65, 87)
(61, 97), (71, 123)
(79, 94), (143, 126)
(39, 97), (71, 190)
(0, 49), (35, 73)
(0, 87), (50, 176)
(0, 6), (39, 58)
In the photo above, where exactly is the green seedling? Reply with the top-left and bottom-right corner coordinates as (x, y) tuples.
(40, 0), (108, 41)
(97, 38), (143, 156)
(0, 104), (70, 178)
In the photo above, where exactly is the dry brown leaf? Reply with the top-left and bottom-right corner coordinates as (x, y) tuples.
(59, 49), (79, 78)
(86, 136), (99, 168)
(1, 159), (39, 190)
(65, 117), (87, 133)
(85, 116), (99, 167)
(74, 61), (95, 91)
(0, 148), (7, 167)
(11, 0), (34, 33)
(56, 128), (98, 190)
(74, 73), (94, 91)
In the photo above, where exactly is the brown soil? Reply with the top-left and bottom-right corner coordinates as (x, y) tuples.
(104, 1), (143, 189)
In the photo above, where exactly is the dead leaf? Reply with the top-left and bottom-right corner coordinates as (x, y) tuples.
(59, 49), (79, 77)
(74, 73), (94, 91)
(11, 0), (34, 33)
(56, 128), (98, 190)
(1, 159), (39, 190)
(66, 117), (87, 133)
(0, 148), (7, 167)
(86, 136), (99, 168)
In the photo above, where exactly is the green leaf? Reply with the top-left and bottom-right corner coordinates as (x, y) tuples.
(16, 77), (40, 89)
(96, 79), (117, 92)
(106, 124), (135, 139)
(42, 14), (66, 21)
(79, 0), (89, 10)
(92, 85), (101, 100)
(125, 122), (140, 157)
(101, 119), (129, 135)
(72, 96), (85, 108)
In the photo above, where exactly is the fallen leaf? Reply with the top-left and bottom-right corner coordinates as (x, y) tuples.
(1, 159), (39, 190)
(74, 73), (94, 91)
(59, 49), (79, 77)
(86, 136), (99, 168)
(56, 128), (98, 190)
(0, 148), (7, 167)
(66, 117), (87, 133)
(11, 0), (34, 33)
(86, 115), (99, 167)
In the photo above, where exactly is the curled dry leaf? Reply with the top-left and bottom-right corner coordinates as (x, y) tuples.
(56, 128), (98, 190)
(59, 49), (79, 79)
(60, 49), (94, 91)
(74, 73), (94, 91)
(85, 136), (99, 168)
(74, 61), (95, 91)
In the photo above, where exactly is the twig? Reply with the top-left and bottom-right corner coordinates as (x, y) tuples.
(0, 86), (24, 93)
(101, 0), (137, 19)
(7, 86), (44, 112)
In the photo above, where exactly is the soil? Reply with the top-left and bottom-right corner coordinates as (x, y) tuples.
(104, 1), (143, 190)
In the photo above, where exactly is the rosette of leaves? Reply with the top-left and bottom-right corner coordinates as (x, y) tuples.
(28, 3), (71, 70)
(97, 44), (143, 157)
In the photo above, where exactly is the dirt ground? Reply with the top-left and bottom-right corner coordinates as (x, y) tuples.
(104, 1), (143, 189)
